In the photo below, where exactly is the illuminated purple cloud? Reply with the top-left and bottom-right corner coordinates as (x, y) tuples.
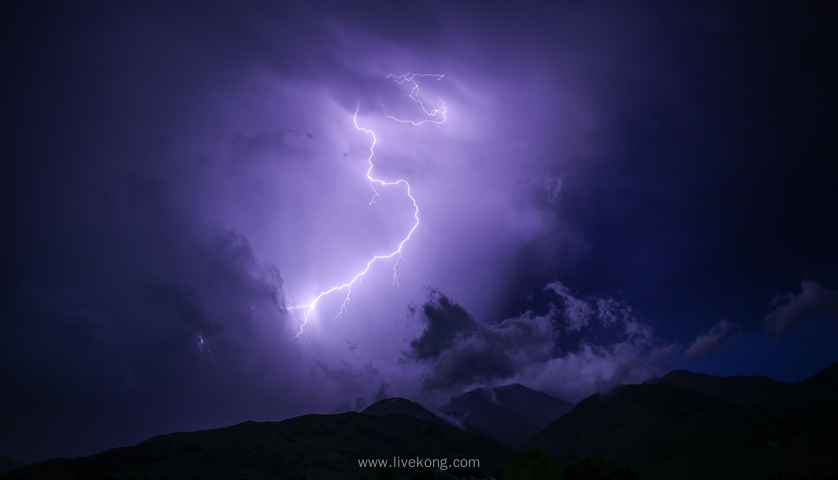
(288, 73), (447, 336)
(685, 320), (742, 358)
(764, 281), (838, 337)
(404, 283), (679, 403)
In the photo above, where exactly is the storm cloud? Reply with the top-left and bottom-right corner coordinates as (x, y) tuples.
(404, 283), (678, 402)
(3, 0), (836, 464)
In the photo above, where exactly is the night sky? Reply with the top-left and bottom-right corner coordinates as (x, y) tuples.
(3, 0), (837, 464)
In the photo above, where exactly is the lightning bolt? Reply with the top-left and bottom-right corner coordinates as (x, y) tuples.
(383, 73), (447, 126)
(288, 73), (447, 336)
(197, 334), (222, 367)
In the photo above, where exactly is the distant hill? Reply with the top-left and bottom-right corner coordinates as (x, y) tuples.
(3, 413), (510, 480)
(441, 383), (573, 447)
(7, 365), (837, 479)
(647, 362), (838, 408)
(525, 380), (838, 479)
(0, 455), (24, 476)
(361, 397), (446, 423)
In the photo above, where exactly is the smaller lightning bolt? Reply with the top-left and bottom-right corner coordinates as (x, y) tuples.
(383, 73), (447, 126)
(197, 334), (222, 367)
(288, 73), (446, 337)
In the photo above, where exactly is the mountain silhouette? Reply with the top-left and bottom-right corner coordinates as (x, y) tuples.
(526, 363), (838, 479)
(5, 364), (837, 479)
(361, 397), (446, 423)
(647, 362), (838, 408)
(0, 455), (23, 477)
(3, 413), (510, 480)
(441, 383), (573, 447)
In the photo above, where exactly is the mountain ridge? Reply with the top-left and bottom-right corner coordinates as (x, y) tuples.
(440, 383), (573, 447)
(2, 412), (510, 480)
(648, 361), (838, 408)
(361, 397), (446, 423)
(5, 363), (837, 479)
(525, 364), (838, 479)
(0, 456), (23, 477)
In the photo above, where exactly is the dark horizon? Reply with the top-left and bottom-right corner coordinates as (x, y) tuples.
(3, 360), (837, 479)
(3, 0), (837, 465)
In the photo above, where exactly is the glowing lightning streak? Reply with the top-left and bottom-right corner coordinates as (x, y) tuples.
(197, 334), (222, 367)
(383, 73), (447, 126)
(288, 73), (446, 337)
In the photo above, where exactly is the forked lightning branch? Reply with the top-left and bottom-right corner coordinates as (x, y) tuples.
(288, 73), (447, 336)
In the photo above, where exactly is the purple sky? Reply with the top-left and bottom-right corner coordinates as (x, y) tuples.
(3, 0), (837, 464)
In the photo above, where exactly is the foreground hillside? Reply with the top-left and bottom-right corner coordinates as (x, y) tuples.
(650, 362), (838, 408)
(0, 456), (23, 477)
(6, 364), (837, 480)
(526, 364), (838, 480)
(3, 412), (510, 480)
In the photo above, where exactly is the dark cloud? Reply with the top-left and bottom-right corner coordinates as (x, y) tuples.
(0, 221), (300, 461)
(764, 281), (838, 337)
(404, 284), (677, 402)
(407, 290), (482, 361)
(405, 290), (537, 391)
